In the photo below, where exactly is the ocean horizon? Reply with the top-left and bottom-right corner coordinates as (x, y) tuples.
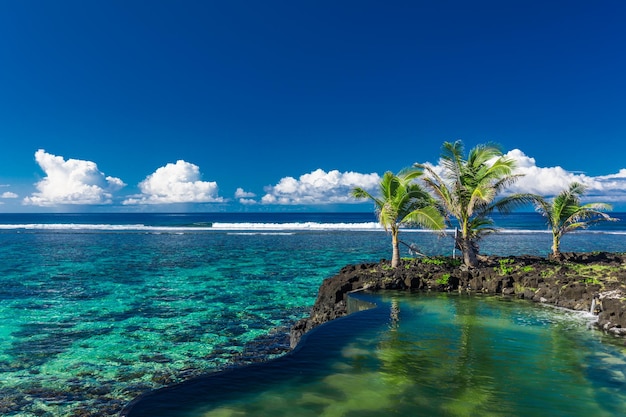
(1, 212), (625, 416)
(1, 210), (626, 231)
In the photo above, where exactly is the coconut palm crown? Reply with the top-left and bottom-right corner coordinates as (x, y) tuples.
(351, 168), (445, 268)
(415, 140), (534, 267)
(533, 182), (617, 258)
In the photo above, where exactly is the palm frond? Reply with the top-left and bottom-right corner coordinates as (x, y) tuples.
(467, 143), (500, 168)
(534, 181), (617, 256)
(418, 166), (455, 214)
(402, 205), (446, 231)
(353, 168), (446, 236)
(351, 187), (384, 210)
(468, 183), (496, 211)
(490, 193), (538, 214)
(415, 140), (528, 266)
(491, 173), (524, 194)
(560, 221), (588, 234)
(440, 141), (465, 182)
(581, 202), (613, 212)
(378, 202), (396, 233)
(396, 166), (423, 182)
(568, 208), (615, 224)
(466, 216), (496, 239)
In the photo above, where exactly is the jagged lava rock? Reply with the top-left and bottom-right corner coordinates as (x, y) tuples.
(291, 253), (626, 347)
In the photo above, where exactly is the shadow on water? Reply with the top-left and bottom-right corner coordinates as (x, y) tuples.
(121, 292), (626, 417)
(120, 293), (384, 417)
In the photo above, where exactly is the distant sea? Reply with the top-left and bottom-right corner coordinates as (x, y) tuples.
(1, 212), (625, 416)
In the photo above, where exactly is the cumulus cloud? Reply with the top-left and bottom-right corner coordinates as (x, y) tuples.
(261, 169), (380, 205)
(1, 192), (18, 198)
(23, 150), (125, 206)
(235, 188), (257, 205)
(503, 149), (626, 202)
(235, 188), (256, 198)
(123, 160), (223, 205)
(421, 148), (626, 204)
(504, 149), (583, 196)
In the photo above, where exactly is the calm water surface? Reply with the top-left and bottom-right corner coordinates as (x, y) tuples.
(124, 292), (626, 417)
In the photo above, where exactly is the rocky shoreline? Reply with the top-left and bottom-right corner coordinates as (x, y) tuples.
(290, 252), (626, 348)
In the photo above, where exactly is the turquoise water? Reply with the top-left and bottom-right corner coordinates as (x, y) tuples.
(123, 293), (626, 417)
(0, 229), (391, 416)
(1, 213), (625, 416)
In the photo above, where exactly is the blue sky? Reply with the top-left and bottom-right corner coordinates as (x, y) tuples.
(1, 0), (625, 212)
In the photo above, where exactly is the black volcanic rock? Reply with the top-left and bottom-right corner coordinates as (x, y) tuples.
(290, 253), (626, 347)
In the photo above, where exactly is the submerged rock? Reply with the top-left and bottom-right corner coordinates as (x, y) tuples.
(290, 253), (626, 347)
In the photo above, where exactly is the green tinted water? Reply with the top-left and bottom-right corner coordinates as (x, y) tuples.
(128, 293), (626, 417)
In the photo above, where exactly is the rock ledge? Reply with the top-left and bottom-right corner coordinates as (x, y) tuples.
(290, 252), (626, 347)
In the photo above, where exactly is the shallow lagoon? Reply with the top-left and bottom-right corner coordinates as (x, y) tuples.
(124, 292), (626, 417)
(1, 212), (625, 416)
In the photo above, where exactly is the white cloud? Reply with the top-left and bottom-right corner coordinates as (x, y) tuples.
(422, 148), (626, 203)
(235, 188), (255, 198)
(123, 160), (223, 205)
(235, 188), (257, 205)
(261, 169), (380, 205)
(238, 198), (258, 205)
(504, 149), (626, 202)
(1, 192), (18, 199)
(23, 150), (125, 206)
(504, 149), (582, 196)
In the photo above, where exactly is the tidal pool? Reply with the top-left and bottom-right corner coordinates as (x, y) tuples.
(122, 292), (626, 417)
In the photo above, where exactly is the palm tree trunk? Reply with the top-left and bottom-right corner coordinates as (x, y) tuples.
(460, 236), (478, 267)
(391, 228), (400, 268)
(551, 233), (561, 259)
(456, 224), (478, 267)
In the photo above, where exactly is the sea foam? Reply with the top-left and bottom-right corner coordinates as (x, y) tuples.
(0, 222), (383, 232)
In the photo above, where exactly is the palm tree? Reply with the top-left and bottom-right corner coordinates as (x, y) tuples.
(415, 141), (533, 267)
(533, 182), (617, 258)
(351, 168), (445, 268)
